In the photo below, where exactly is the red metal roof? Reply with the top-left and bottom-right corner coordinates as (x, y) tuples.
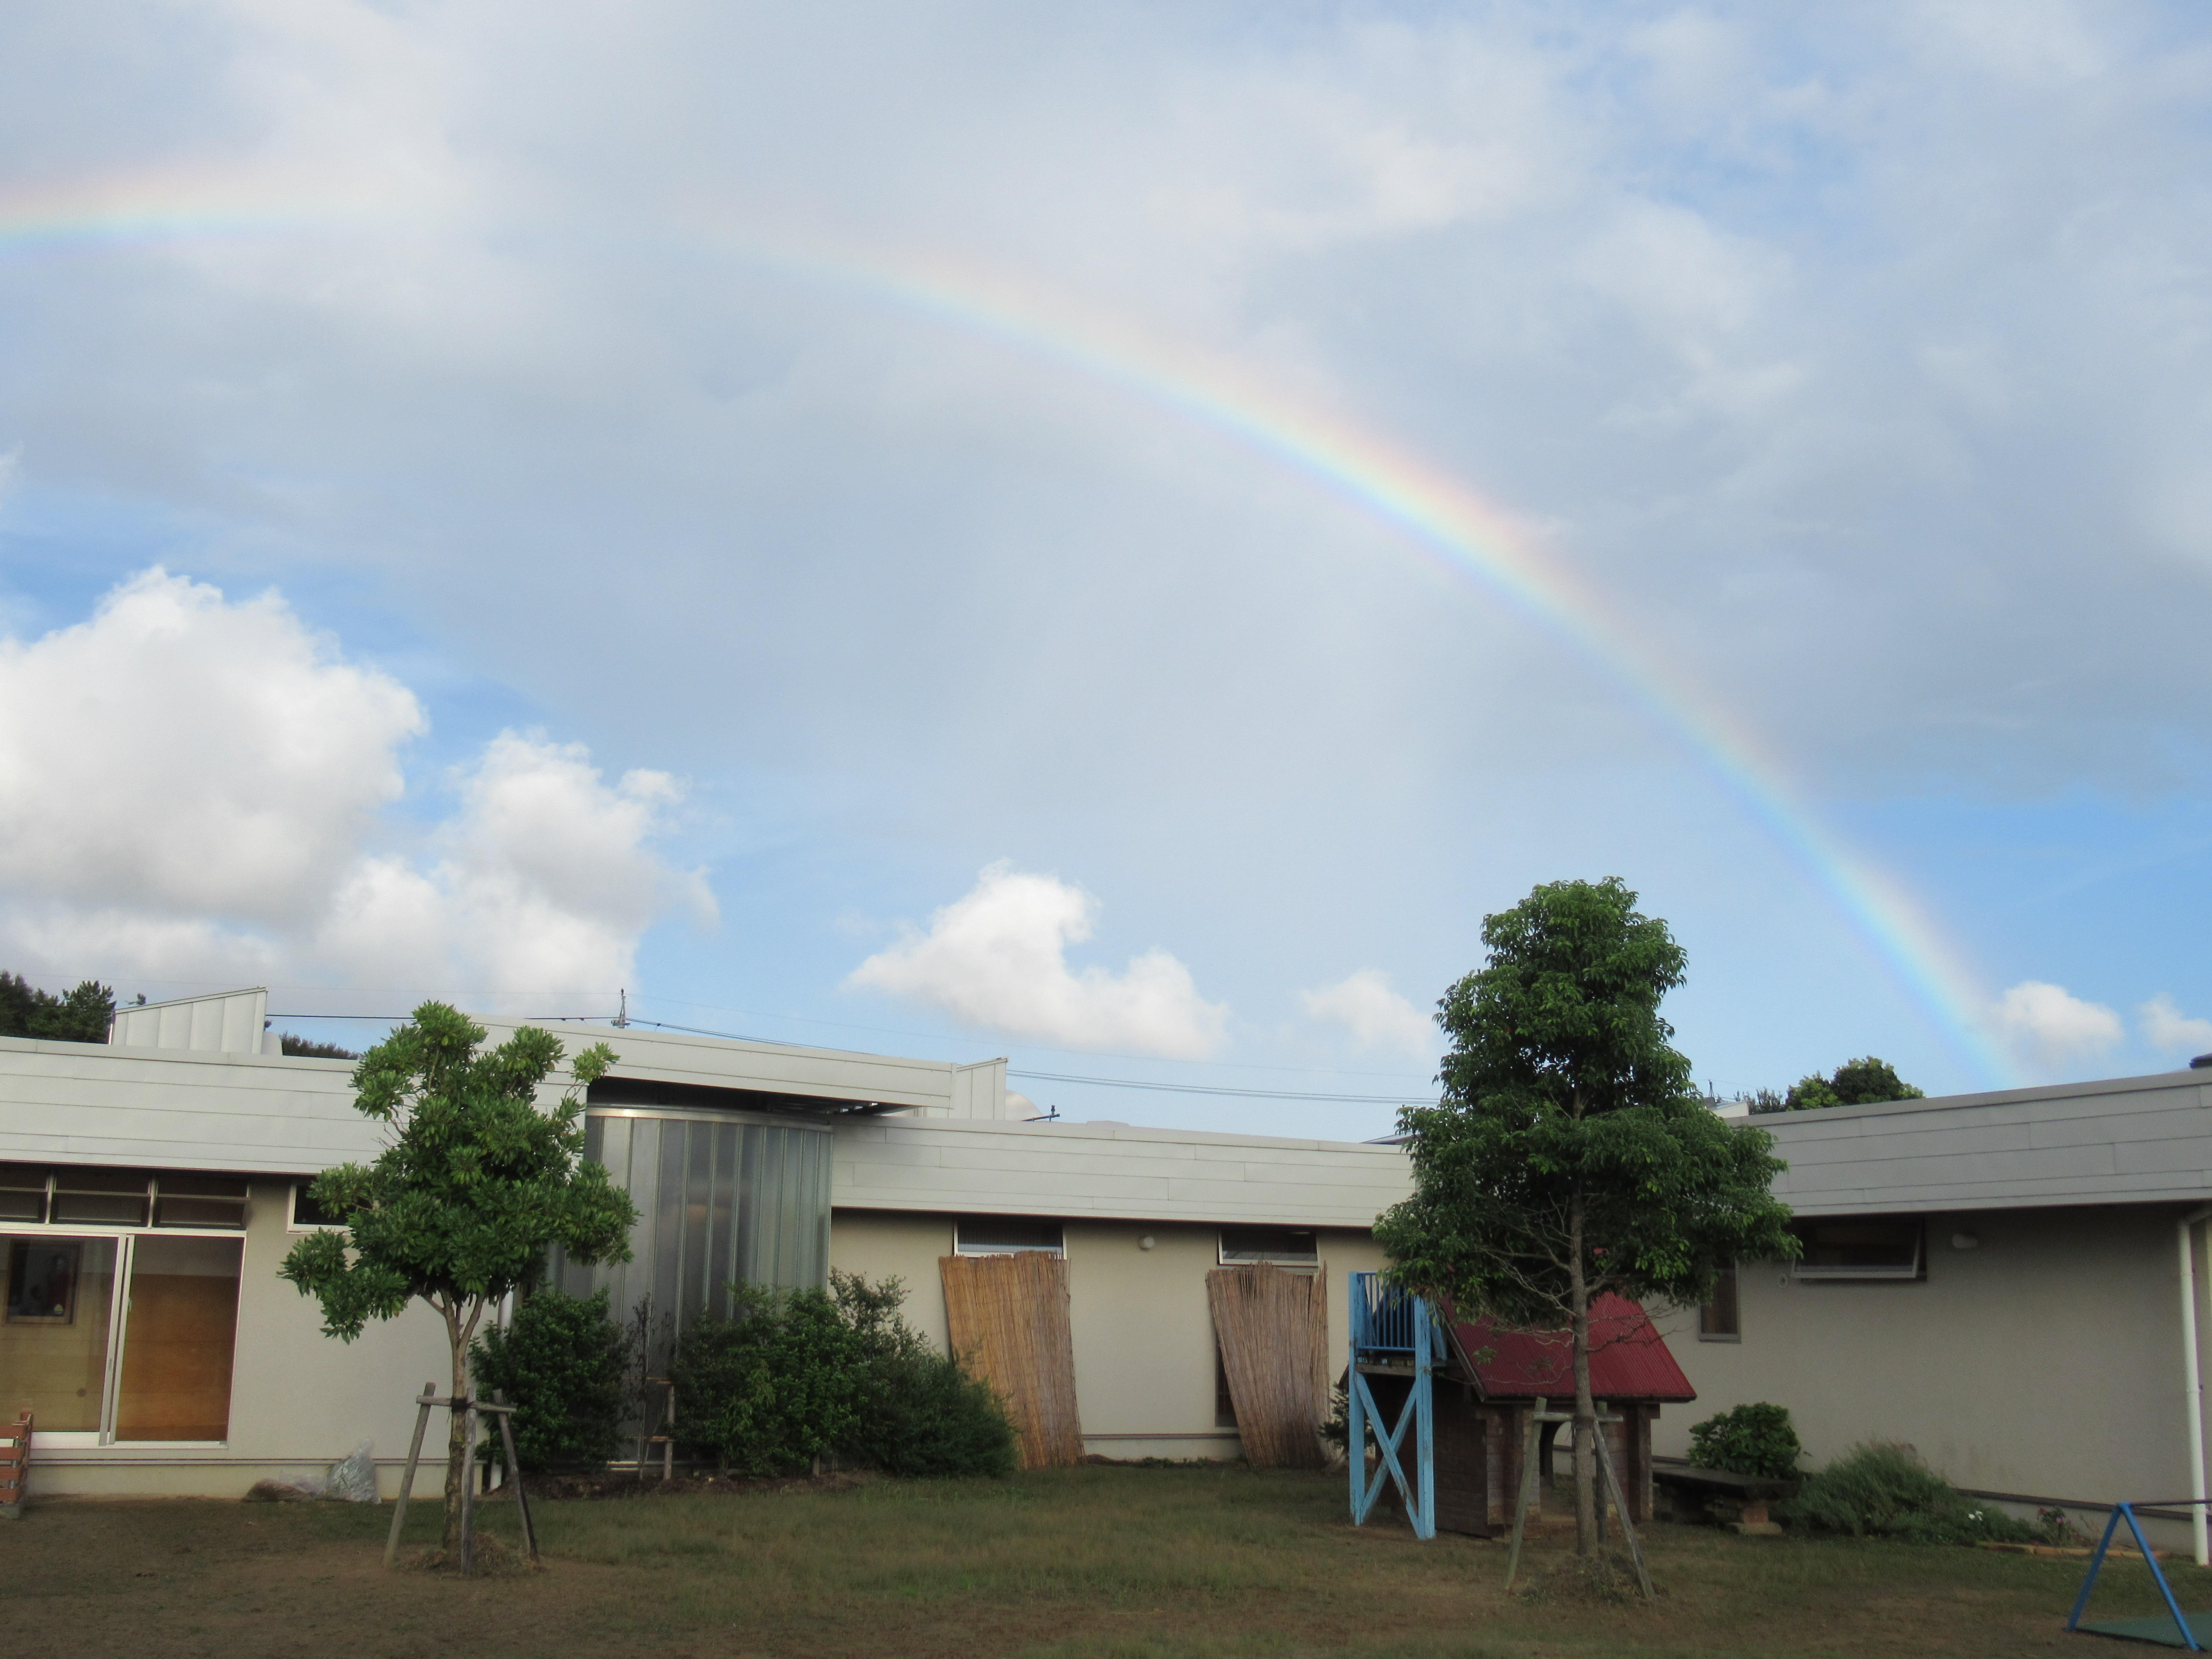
(1443, 1292), (1697, 1403)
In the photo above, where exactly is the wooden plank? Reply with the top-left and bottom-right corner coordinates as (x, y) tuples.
(1206, 1264), (1327, 1469)
(940, 1253), (1084, 1469)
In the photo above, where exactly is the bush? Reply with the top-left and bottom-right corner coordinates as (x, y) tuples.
(845, 1347), (1017, 1479)
(1779, 1442), (2044, 1544)
(1688, 1402), (1803, 1481)
(472, 1286), (629, 1472)
(674, 1271), (1014, 1479)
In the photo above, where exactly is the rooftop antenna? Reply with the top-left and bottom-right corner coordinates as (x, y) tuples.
(614, 990), (629, 1029)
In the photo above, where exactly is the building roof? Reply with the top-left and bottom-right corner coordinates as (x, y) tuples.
(1754, 1068), (2212, 1217)
(1445, 1293), (1697, 1403)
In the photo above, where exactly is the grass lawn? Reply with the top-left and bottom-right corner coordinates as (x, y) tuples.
(5, 1464), (2202, 1659)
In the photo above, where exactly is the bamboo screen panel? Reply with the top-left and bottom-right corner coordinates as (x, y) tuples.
(940, 1252), (1084, 1469)
(557, 1111), (833, 1329)
(1207, 1263), (1329, 1469)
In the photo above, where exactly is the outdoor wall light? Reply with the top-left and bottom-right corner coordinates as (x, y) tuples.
(1138, 1235), (1156, 1250)
(1951, 1231), (1981, 1250)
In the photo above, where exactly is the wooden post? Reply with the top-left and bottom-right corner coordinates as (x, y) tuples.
(1592, 1427), (1655, 1601)
(458, 1397), (478, 1577)
(490, 1393), (538, 1564)
(384, 1383), (437, 1569)
(0, 1409), (32, 1515)
(1502, 1408), (1543, 1590)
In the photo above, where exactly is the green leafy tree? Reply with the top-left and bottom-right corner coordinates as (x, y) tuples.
(0, 974), (116, 1043)
(1374, 878), (1801, 1558)
(1771, 1056), (1926, 1113)
(279, 1004), (638, 1546)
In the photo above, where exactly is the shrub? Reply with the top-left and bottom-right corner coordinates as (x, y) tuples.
(472, 1286), (629, 1472)
(1688, 1402), (1803, 1481)
(845, 1347), (1017, 1479)
(1779, 1442), (2043, 1544)
(674, 1271), (1013, 1479)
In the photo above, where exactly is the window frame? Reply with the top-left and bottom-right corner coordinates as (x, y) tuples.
(1216, 1225), (1319, 1269)
(1697, 1261), (1740, 1341)
(1791, 1218), (1927, 1282)
(952, 1216), (1065, 1257)
(0, 1224), (247, 1450)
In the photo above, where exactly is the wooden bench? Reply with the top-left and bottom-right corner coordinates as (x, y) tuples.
(1651, 1458), (1797, 1533)
(0, 1410), (30, 1516)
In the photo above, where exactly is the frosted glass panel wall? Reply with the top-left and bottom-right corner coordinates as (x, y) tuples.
(559, 1110), (833, 1329)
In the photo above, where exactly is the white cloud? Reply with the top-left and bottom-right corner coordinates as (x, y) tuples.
(847, 862), (1227, 1058)
(2140, 993), (2212, 1056)
(1301, 969), (1435, 1057)
(1990, 980), (2125, 1070)
(0, 570), (708, 1003)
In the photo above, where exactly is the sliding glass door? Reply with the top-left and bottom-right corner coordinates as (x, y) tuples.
(1, 1231), (244, 1444)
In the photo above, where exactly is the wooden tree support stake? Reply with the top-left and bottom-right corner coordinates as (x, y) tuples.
(384, 1383), (438, 1569)
(491, 1390), (538, 1564)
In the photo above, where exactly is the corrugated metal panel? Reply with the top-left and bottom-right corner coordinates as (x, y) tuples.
(1447, 1294), (1696, 1403)
(557, 1109), (834, 1326)
(108, 989), (268, 1055)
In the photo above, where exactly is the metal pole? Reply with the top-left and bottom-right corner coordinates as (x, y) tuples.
(2182, 1214), (2209, 1568)
(384, 1383), (437, 1570)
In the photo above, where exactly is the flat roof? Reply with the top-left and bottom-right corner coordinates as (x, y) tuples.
(1756, 1068), (2212, 1217)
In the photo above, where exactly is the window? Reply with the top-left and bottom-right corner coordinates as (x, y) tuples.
(154, 1174), (249, 1231)
(1217, 1226), (1318, 1267)
(288, 1182), (345, 1231)
(1793, 1219), (1924, 1281)
(953, 1216), (1064, 1256)
(0, 1165), (46, 1226)
(1699, 1262), (1740, 1339)
(51, 1169), (150, 1228)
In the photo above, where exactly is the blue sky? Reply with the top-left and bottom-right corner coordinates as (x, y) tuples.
(3, 2), (2210, 1138)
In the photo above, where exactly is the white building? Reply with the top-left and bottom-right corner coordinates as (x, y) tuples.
(0, 989), (1406, 1495)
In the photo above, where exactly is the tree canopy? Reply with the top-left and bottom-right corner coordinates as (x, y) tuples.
(0, 974), (115, 1044)
(1751, 1056), (1926, 1114)
(1374, 877), (1799, 1558)
(281, 1003), (637, 1545)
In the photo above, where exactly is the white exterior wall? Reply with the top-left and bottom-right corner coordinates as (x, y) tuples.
(830, 1208), (1387, 1461)
(1660, 1203), (2209, 1523)
(832, 1115), (1409, 1228)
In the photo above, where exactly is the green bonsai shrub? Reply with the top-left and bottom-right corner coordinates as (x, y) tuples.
(472, 1286), (629, 1471)
(1779, 1442), (2043, 1544)
(1687, 1402), (1803, 1480)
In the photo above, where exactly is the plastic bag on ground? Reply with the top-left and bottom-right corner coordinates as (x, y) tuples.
(325, 1440), (378, 1503)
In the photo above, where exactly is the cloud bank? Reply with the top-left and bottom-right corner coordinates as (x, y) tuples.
(0, 570), (708, 1002)
(847, 862), (1227, 1058)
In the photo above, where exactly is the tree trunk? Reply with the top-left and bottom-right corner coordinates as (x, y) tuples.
(441, 1303), (467, 1550)
(1567, 1183), (1597, 1558)
(439, 1298), (487, 1551)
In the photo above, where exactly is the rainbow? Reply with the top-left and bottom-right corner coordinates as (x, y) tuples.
(0, 180), (2009, 1082)
(718, 237), (2011, 1085)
